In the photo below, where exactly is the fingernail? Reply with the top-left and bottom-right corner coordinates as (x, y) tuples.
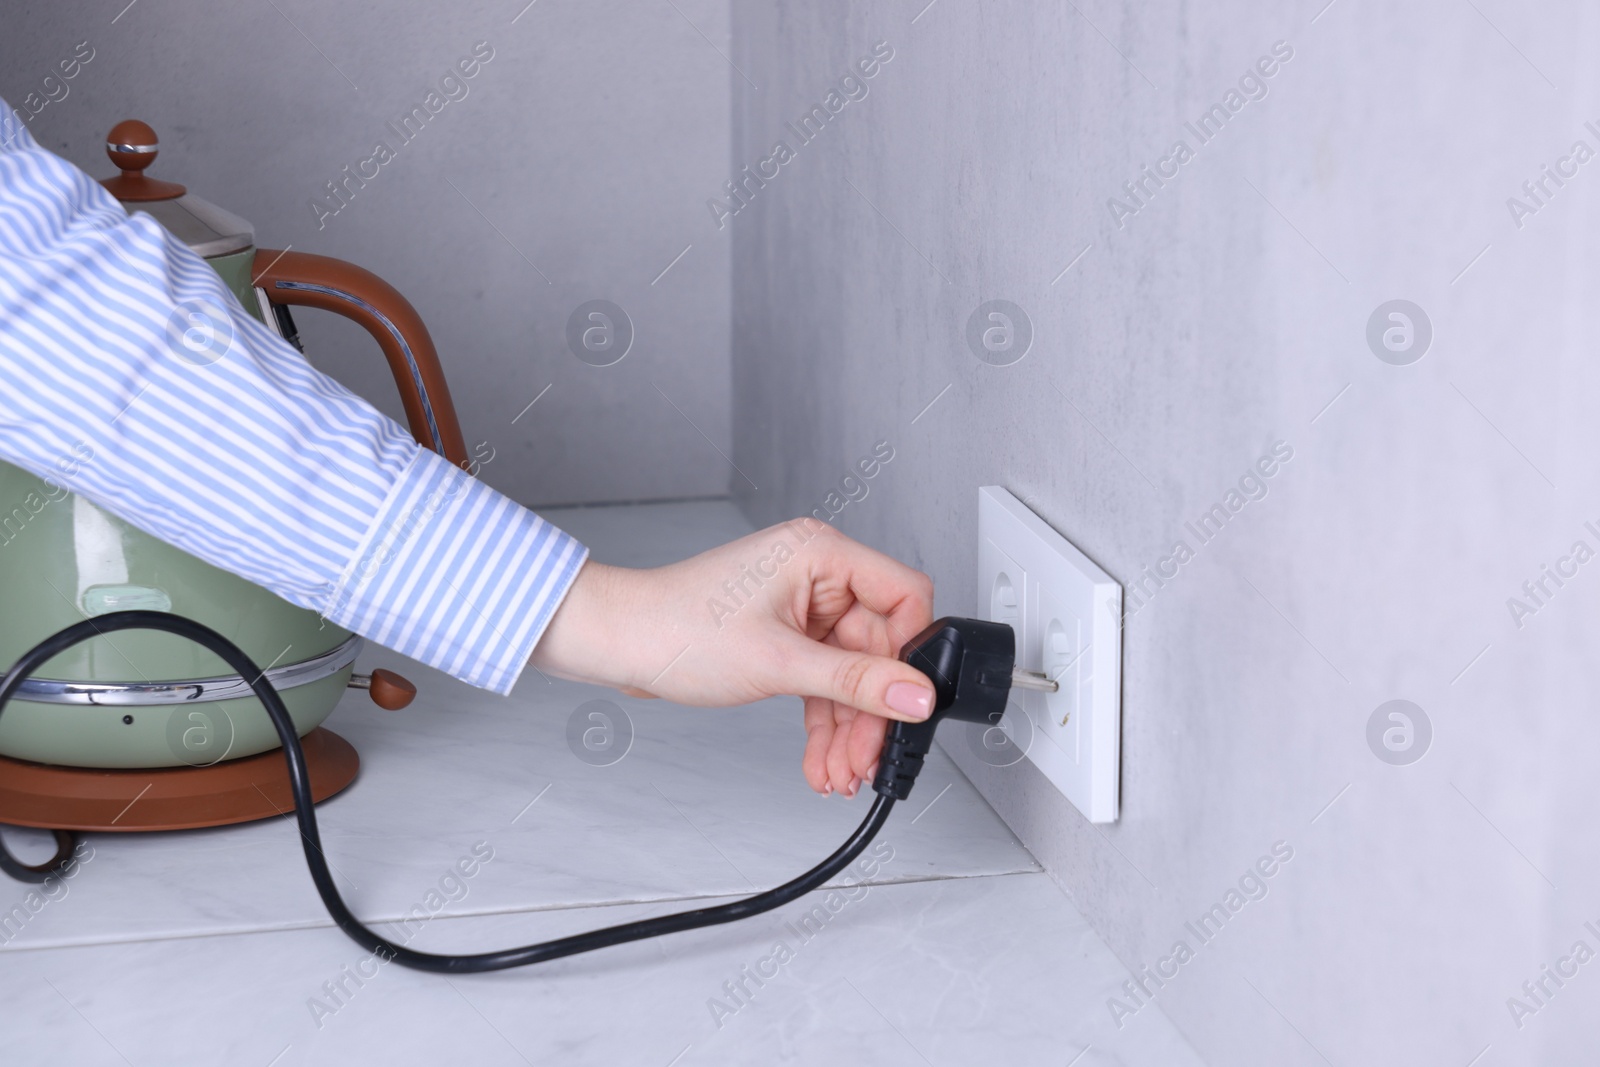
(824, 783), (833, 796)
(847, 777), (860, 797)
(868, 761), (879, 780)
(886, 682), (933, 720)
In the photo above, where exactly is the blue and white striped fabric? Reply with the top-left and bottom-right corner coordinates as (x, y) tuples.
(0, 101), (586, 695)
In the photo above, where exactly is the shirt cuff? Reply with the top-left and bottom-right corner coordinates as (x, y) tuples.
(323, 447), (588, 695)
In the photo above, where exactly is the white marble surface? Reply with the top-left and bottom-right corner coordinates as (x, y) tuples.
(3, 874), (1203, 1067)
(0, 502), (1202, 1065)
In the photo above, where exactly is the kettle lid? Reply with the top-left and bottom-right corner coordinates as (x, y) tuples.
(99, 120), (254, 259)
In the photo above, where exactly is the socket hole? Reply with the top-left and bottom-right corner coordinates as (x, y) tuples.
(991, 572), (1019, 627)
(1043, 618), (1072, 680)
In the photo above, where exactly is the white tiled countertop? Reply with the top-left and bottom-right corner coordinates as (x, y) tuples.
(0, 501), (1203, 1067)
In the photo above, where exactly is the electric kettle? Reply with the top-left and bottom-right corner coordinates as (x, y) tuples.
(0, 120), (464, 783)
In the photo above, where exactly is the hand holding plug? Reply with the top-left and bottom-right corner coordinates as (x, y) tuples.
(529, 520), (937, 795)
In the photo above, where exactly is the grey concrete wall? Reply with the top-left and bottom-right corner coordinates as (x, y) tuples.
(730, 1), (1600, 1062)
(1, 0), (732, 506)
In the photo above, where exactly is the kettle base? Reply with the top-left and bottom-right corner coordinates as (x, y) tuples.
(0, 728), (358, 832)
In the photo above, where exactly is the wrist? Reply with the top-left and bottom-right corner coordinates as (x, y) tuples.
(530, 559), (635, 688)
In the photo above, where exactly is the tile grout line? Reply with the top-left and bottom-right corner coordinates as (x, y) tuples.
(0, 868), (1050, 957)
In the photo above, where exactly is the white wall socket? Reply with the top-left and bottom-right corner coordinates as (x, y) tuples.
(977, 486), (1122, 823)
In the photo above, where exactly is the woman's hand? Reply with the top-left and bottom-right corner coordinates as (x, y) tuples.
(531, 520), (936, 797)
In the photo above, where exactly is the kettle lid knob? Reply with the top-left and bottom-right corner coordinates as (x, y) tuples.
(102, 119), (186, 202)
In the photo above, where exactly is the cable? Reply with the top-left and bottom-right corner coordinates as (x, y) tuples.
(0, 611), (897, 972)
(0, 827), (74, 883)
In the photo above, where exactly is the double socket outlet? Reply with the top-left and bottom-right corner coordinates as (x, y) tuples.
(977, 486), (1122, 823)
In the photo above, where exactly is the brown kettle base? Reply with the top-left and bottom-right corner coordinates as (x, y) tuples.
(0, 728), (358, 832)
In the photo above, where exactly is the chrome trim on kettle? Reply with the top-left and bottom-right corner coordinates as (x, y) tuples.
(270, 280), (447, 458)
(0, 635), (363, 706)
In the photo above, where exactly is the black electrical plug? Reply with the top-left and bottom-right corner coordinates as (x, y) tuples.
(872, 617), (1054, 800)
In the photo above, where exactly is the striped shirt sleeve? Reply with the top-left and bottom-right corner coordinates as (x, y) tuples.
(0, 102), (586, 695)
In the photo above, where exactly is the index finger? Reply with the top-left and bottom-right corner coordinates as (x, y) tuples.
(823, 528), (935, 654)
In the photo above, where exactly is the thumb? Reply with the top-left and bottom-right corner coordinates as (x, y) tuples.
(780, 635), (936, 723)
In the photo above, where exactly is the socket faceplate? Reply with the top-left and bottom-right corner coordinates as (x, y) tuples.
(977, 486), (1122, 822)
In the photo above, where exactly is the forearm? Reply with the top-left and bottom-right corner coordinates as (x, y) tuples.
(0, 102), (587, 694)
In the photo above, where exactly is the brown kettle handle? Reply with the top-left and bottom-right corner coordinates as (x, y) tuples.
(252, 249), (468, 468)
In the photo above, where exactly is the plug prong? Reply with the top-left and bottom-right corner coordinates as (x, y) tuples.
(1010, 668), (1059, 693)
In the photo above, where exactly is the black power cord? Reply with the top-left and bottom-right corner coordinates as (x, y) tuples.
(0, 827), (74, 883)
(0, 612), (1016, 971)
